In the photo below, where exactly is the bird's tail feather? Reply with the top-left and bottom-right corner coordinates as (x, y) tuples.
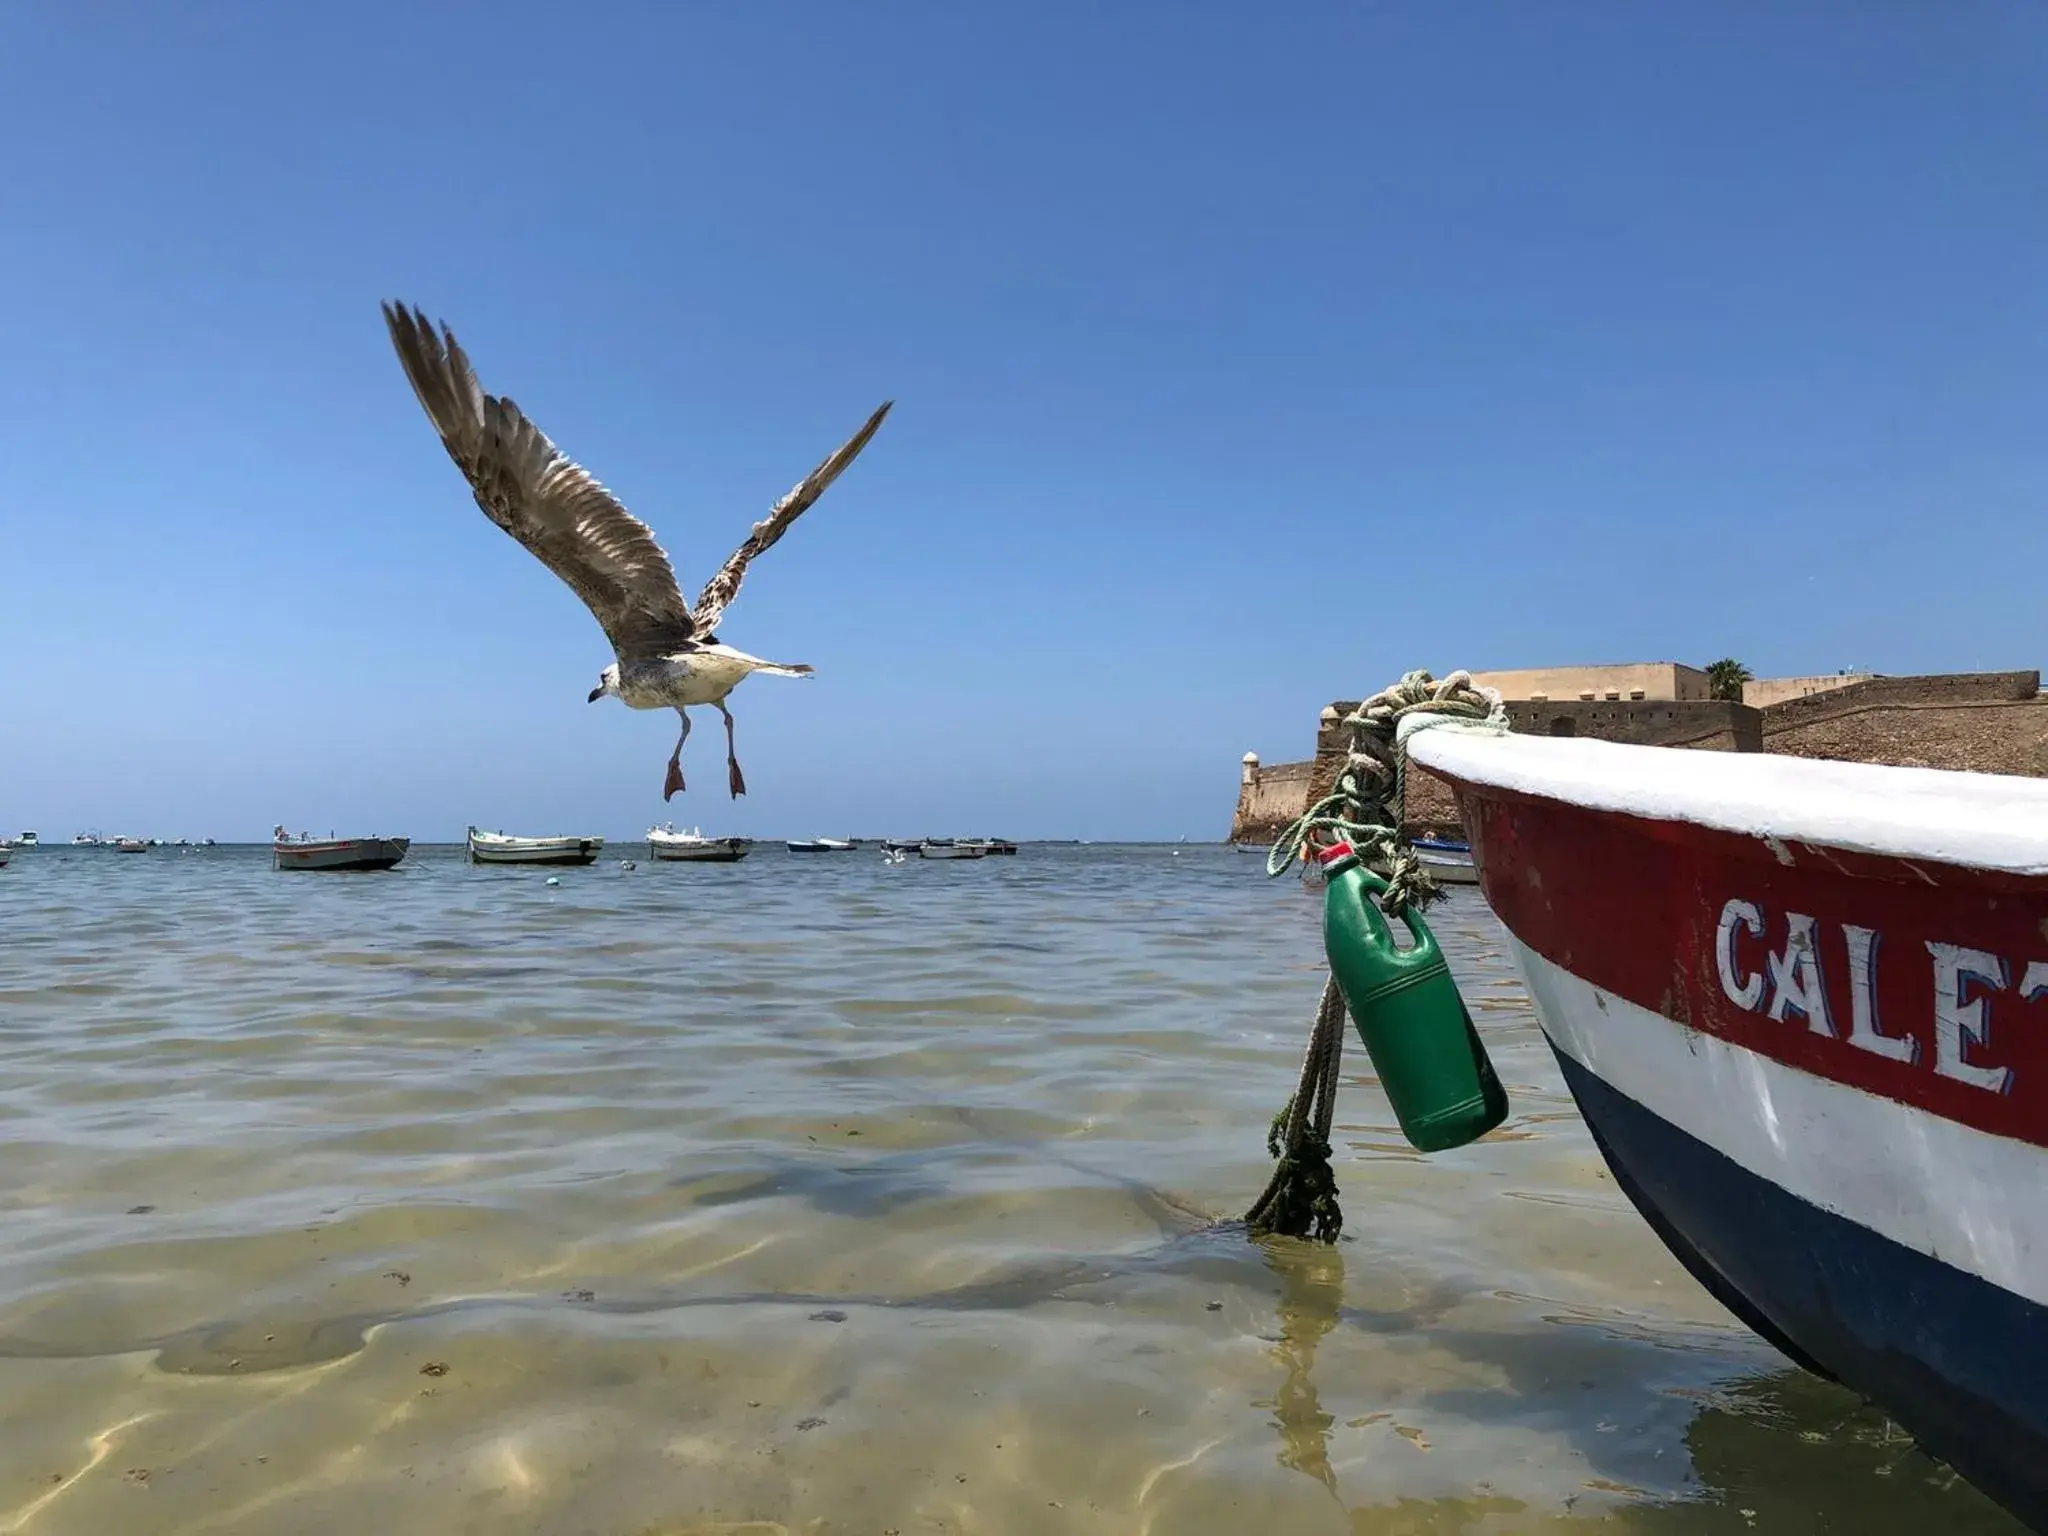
(753, 662), (815, 678)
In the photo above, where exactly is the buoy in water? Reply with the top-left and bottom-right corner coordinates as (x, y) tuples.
(1319, 844), (1507, 1152)
(546, 876), (561, 886)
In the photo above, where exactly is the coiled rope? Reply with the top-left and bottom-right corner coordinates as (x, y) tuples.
(1245, 670), (1507, 1242)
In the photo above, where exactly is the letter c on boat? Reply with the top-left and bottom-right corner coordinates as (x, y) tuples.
(1716, 898), (1765, 1011)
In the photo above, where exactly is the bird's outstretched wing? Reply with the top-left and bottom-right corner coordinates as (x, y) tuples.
(690, 401), (893, 635)
(382, 302), (700, 660)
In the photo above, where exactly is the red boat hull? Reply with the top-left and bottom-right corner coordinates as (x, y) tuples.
(1417, 742), (2048, 1529)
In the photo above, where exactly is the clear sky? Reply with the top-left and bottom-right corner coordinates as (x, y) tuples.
(3, 4), (2043, 842)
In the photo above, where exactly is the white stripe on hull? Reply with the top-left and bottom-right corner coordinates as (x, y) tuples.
(1513, 938), (2048, 1306)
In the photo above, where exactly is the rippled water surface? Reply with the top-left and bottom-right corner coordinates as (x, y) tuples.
(0, 843), (2020, 1534)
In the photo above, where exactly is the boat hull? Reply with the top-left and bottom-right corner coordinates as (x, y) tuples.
(919, 841), (986, 860)
(1418, 739), (2048, 1528)
(467, 833), (603, 866)
(648, 839), (751, 863)
(274, 837), (410, 872)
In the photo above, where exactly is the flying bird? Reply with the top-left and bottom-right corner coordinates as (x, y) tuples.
(381, 302), (891, 800)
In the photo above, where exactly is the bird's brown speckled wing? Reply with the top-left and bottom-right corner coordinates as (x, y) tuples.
(689, 401), (893, 635)
(382, 302), (699, 660)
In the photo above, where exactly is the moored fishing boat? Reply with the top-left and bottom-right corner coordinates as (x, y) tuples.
(114, 837), (148, 853)
(918, 838), (987, 860)
(466, 827), (605, 866)
(647, 824), (752, 863)
(1407, 723), (2048, 1529)
(272, 827), (410, 872)
(1409, 834), (1478, 885)
(786, 837), (857, 852)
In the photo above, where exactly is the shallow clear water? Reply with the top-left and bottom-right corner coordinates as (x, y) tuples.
(0, 843), (2020, 1533)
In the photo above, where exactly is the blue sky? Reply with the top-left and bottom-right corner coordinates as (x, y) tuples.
(3, 3), (2043, 841)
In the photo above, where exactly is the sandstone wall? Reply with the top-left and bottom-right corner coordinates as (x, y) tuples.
(1228, 757), (1313, 843)
(1257, 669), (2045, 849)
(1743, 673), (1871, 708)
(1467, 661), (1710, 703)
(1764, 699), (2048, 776)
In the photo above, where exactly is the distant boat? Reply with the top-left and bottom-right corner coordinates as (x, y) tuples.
(16, 832), (37, 847)
(272, 827), (410, 872)
(972, 838), (1019, 856)
(881, 838), (923, 855)
(466, 827), (605, 866)
(0, 846), (10, 868)
(647, 825), (752, 863)
(786, 837), (857, 852)
(114, 837), (148, 853)
(72, 831), (103, 846)
(918, 838), (987, 861)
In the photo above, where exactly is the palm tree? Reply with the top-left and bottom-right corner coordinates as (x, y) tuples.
(1705, 658), (1754, 702)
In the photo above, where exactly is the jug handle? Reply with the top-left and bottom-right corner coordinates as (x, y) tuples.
(1356, 867), (1434, 953)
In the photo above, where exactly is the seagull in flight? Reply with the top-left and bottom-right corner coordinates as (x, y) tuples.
(382, 302), (891, 800)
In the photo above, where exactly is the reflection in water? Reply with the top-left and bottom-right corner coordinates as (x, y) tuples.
(1614, 1368), (2025, 1533)
(1259, 1234), (1346, 1497)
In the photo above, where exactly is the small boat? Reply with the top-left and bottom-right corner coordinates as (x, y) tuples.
(918, 838), (987, 861)
(16, 832), (37, 847)
(1412, 834), (1470, 854)
(786, 837), (857, 852)
(1396, 836), (1479, 885)
(881, 838), (923, 855)
(0, 846), (10, 868)
(271, 827), (410, 872)
(973, 838), (1019, 856)
(71, 831), (102, 846)
(466, 826), (605, 866)
(1409, 724), (2048, 1529)
(647, 824), (752, 863)
(114, 837), (148, 853)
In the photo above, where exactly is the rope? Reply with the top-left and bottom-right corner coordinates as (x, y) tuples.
(1245, 670), (1506, 1242)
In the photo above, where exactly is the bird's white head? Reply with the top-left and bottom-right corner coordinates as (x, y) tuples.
(588, 663), (622, 704)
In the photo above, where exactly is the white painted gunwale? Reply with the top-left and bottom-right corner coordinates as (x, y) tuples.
(1405, 722), (2048, 876)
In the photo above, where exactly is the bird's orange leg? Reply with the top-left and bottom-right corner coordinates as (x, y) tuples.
(664, 710), (690, 800)
(719, 701), (746, 798)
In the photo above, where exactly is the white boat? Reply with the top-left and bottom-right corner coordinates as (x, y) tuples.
(71, 831), (102, 846)
(647, 824), (752, 863)
(918, 838), (987, 860)
(113, 837), (148, 853)
(1407, 721), (2048, 1528)
(466, 826), (605, 866)
(16, 832), (37, 847)
(786, 837), (857, 852)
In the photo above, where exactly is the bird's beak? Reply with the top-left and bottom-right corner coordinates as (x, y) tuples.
(587, 686), (604, 703)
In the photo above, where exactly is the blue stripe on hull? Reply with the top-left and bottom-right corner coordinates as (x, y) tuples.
(1553, 1048), (2048, 1532)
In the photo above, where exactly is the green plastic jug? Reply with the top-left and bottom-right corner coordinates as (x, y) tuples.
(1320, 846), (1508, 1152)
